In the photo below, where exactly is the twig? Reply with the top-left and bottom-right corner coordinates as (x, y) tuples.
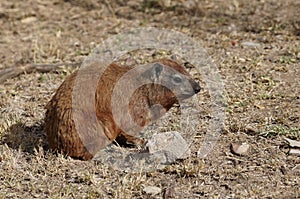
(0, 62), (82, 84)
(104, 0), (116, 19)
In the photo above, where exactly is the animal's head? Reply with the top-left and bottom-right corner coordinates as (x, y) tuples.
(143, 59), (201, 102)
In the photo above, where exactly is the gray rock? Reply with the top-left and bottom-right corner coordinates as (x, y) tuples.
(146, 131), (191, 160)
(93, 131), (190, 172)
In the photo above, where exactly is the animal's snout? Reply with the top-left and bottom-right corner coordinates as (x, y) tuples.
(194, 84), (201, 93)
(191, 81), (201, 94)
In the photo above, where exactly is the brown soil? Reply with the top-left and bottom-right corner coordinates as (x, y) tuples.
(0, 0), (299, 198)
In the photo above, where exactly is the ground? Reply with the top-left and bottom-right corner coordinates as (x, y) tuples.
(0, 0), (299, 198)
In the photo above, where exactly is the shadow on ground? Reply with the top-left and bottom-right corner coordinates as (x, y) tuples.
(1, 121), (49, 155)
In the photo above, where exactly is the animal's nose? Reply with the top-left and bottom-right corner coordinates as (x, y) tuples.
(194, 84), (201, 93)
(189, 80), (201, 94)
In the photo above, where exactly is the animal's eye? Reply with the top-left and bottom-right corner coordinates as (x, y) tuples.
(173, 76), (182, 84)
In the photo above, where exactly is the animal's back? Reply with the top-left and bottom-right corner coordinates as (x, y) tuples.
(45, 63), (131, 160)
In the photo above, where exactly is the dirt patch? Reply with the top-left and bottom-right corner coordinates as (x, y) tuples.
(0, 0), (299, 198)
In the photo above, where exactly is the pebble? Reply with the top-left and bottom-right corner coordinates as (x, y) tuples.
(21, 16), (37, 24)
(231, 142), (250, 155)
(241, 41), (261, 48)
(143, 186), (162, 195)
(146, 131), (191, 160)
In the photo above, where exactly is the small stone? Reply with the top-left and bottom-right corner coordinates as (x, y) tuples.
(245, 125), (258, 134)
(238, 58), (246, 63)
(160, 0), (172, 7)
(241, 41), (261, 48)
(74, 42), (80, 47)
(146, 131), (190, 160)
(143, 186), (162, 195)
(56, 30), (61, 38)
(21, 16), (37, 24)
(231, 142), (250, 155)
(289, 149), (300, 156)
(285, 138), (300, 148)
(89, 42), (96, 48)
(231, 40), (237, 46)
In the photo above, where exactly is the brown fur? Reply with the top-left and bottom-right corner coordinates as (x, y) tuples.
(45, 59), (200, 160)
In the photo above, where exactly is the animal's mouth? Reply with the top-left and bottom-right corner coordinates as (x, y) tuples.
(178, 84), (201, 100)
(178, 92), (197, 100)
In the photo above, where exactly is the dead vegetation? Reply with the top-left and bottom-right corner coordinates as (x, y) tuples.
(0, 0), (299, 198)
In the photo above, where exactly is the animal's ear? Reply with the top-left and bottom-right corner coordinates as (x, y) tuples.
(152, 63), (163, 79)
(143, 63), (164, 81)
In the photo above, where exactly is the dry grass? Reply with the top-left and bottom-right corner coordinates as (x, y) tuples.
(0, 0), (299, 198)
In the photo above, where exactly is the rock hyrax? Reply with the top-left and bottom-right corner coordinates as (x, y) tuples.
(45, 58), (200, 160)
